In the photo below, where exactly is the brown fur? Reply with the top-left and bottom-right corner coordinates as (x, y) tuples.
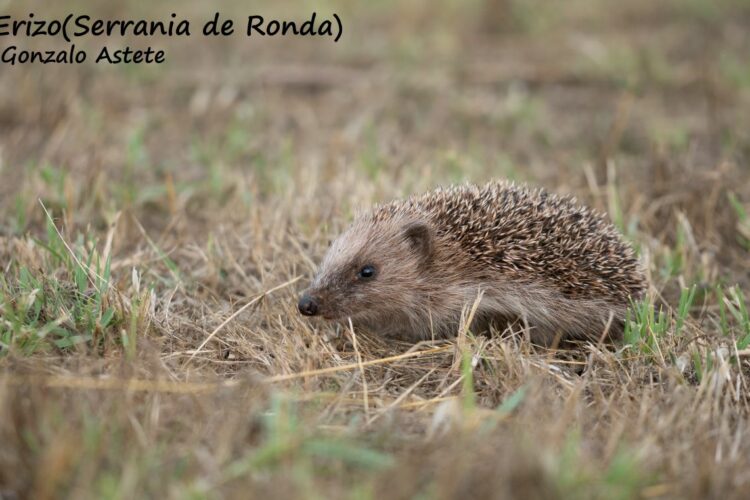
(300, 180), (647, 345)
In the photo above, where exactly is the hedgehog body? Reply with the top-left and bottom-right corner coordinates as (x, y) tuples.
(298, 181), (647, 345)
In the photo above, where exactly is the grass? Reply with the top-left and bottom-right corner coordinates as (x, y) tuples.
(1, 0), (750, 498)
(0, 212), (121, 354)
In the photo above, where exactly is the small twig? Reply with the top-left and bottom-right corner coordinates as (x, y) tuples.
(1, 374), (223, 394)
(348, 318), (369, 418)
(367, 368), (436, 425)
(39, 199), (103, 293)
(399, 396), (456, 410)
(1, 345), (453, 394)
(185, 276), (301, 366)
(264, 345), (452, 382)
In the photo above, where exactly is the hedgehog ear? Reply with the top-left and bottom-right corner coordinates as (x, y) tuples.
(403, 221), (433, 261)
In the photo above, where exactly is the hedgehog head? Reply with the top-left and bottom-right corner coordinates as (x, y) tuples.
(298, 213), (434, 324)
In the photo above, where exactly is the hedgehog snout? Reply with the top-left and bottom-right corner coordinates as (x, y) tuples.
(298, 293), (320, 316)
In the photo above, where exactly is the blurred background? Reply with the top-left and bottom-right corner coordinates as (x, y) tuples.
(3, 0), (750, 288)
(2, 0), (749, 265)
(1, 1), (750, 497)
(2, 1), (748, 218)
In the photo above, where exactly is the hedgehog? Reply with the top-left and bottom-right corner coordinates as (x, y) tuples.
(298, 180), (647, 345)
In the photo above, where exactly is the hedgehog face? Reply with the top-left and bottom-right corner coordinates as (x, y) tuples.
(298, 217), (434, 324)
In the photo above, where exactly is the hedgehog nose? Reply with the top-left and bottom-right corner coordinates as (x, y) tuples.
(298, 294), (319, 316)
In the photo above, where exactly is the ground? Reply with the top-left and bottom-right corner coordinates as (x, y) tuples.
(1, 0), (750, 498)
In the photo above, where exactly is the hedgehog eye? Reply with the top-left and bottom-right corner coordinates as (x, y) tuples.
(357, 265), (376, 279)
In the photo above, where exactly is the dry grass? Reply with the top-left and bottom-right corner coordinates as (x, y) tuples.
(2, 0), (750, 498)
